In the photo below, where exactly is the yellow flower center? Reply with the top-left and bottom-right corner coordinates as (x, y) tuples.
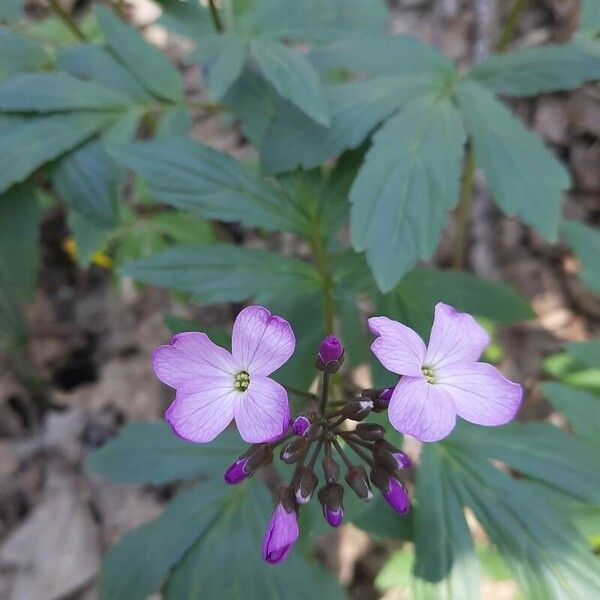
(421, 366), (436, 384)
(234, 371), (250, 391)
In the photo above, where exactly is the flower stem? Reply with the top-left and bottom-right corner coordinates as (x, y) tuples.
(341, 434), (374, 467)
(283, 384), (317, 400)
(310, 225), (335, 335)
(48, 0), (86, 41)
(319, 372), (330, 415)
(332, 438), (353, 470)
(208, 0), (224, 32)
(452, 0), (528, 269)
(307, 437), (324, 470)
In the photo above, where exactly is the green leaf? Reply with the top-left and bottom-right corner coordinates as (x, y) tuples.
(66, 209), (112, 268)
(163, 480), (346, 600)
(455, 80), (570, 242)
(157, 0), (212, 41)
(96, 6), (182, 102)
(163, 314), (229, 348)
(250, 39), (330, 126)
(0, 0), (20, 23)
(540, 382), (599, 448)
(560, 219), (600, 293)
(375, 549), (413, 592)
(109, 139), (306, 234)
(0, 112), (115, 193)
(86, 422), (245, 485)
(543, 351), (600, 396)
(0, 72), (132, 111)
(443, 441), (600, 599)
(0, 183), (41, 300)
(257, 74), (435, 173)
(191, 34), (248, 100)
(565, 340), (600, 369)
(380, 268), (533, 338)
(156, 106), (192, 138)
(454, 422), (600, 503)
(350, 96), (466, 292)
(58, 43), (152, 103)
(469, 41), (600, 96)
(412, 444), (479, 599)
(53, 140), (120, 227)
(581, 0), (600, 36)
(0, 28), (48, 77)
(120, 244), (321, 304)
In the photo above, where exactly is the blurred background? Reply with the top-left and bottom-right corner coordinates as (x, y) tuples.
(0, 1), (598, 599)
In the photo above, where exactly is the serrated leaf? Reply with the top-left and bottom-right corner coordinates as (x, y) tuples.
(58, 43), (152, 103)
(121, 244), (321, 304)
(469, 41), (600, 96)
(0, 183), (41, 300)
(53, 140), (120, 227)
(0, 27), (48, 77)
(86, 423), (245, 485)
(96, 6), (182, 102)
(163, 480), (346, 600)
(0, 112), (114, 193)
(258, 74), (435, 173)
(350, 96), (465, 292)
(0, 72), (132, 111)
(560, 219), (600, 293)
(109, 139), (306, 234)
(540, 382), (599, 448)
(250, 39), (330, 126)
(455, 80), (570, 242)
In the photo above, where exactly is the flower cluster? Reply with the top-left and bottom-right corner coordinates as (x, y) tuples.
(153, 303), (522, 564)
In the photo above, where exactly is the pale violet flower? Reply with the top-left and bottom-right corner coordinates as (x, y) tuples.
(153, 305), (295, 444)
(368, 302), (522, 442)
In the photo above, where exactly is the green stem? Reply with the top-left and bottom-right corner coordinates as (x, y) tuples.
(341, 434), (374, 467)
(283, 384), (317, 400)
(319, 371), (330, 415)
(310, 226), (335, 334)
(332, 438), (353, 470)
(208, 0), (224, 32)
(48, 0), (86, 41)
(453, 0), (528, 269)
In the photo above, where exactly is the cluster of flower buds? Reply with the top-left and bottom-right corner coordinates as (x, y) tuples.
(223, 335), (412, 565)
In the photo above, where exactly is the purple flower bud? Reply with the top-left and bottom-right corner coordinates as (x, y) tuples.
(292, 466), (318, 504)
(262, 496), (300, 565)
(345, 465), (373, 501)
(341, 399), (373, 422)
(280, 437), (308, 464)
(372, 387), (394, 412)
(372, 440), (412, 472)
(355, 423), (385, 441)
(319, 335), (344, 363)
(292, 414), (312, 437)
(224, 457), (251, 484)
(318, 483), (344, 528)
(324, 504), (344, 527)
(392, 451), (412, 469)
(382, 477), (410, 513)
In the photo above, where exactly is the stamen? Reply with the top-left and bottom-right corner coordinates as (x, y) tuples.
(234, 371), (250, 391)
(421, 365), (436, 384)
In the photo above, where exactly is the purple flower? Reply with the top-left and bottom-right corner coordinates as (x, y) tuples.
(262, 502), (299, 564)
(153, 305), (295, 444)
(291, 414), (312, 437)
(319, 335), (344, 364)
(368, 302), (522, 442)
(382, 477), (409, 513)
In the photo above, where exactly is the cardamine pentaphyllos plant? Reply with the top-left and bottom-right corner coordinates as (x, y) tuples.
(152, 304), (522, 564)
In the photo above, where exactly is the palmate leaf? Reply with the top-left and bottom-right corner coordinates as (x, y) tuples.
(86, 423), (246, 485)
(250, 39), (330, 126)
(120, 244), (322, 304)
(0, 112), (114, 194)
(350, 95), (466, 292)
(108, 139), (307, 234)
(0, 28), (48, 77)
(455, 80), (570, 242)
(0, 72), (133, 111)
(469, 40), (600, 96)
(560, 219), (600, 293)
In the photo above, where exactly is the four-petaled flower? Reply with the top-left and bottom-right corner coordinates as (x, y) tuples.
(369, 302), (522, 442)
(153, 305), (296, 444)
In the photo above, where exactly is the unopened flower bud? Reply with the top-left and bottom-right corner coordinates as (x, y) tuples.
(354, 423), (385, 441)
(345, 465), (373, 501)
(373, 387), (394, 411)
(322, 454), (340, 483)
(370, 469), (409, 513)
(224, 445), (273, 484)
(318, 483), (344, 527)
(292, 466), (318, 504)
(292, 413), (314, 437)
(280, 437), (308, 464)
(341, 399), (373, 422)
(315, 335), (345, 373)
(373, 440), (412, 471)
(262, 488), (299, 564)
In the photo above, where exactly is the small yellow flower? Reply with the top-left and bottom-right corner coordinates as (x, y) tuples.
(62, 237), (113, 268)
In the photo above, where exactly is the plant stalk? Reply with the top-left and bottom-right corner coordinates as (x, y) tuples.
(48, 0), (86, 40)
(283, 384), (317, 400)
(310, 226), (335, 335)
(208, 0), (224, 32)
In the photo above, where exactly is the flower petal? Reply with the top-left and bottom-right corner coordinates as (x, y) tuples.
(262, 503), (299, 565)
(231, 306), (296, 376)
(368, 316), (426, 377)
(234, 375), (290, 443)
(165, 377), (236, 443)
(153, 332), (237, 389)
(438, 361), (522, 426)
(424, 303), (490, 369)
(388, 376), (457, 442)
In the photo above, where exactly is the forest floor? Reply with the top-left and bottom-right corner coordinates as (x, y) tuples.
(0, 1), (598, 599)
